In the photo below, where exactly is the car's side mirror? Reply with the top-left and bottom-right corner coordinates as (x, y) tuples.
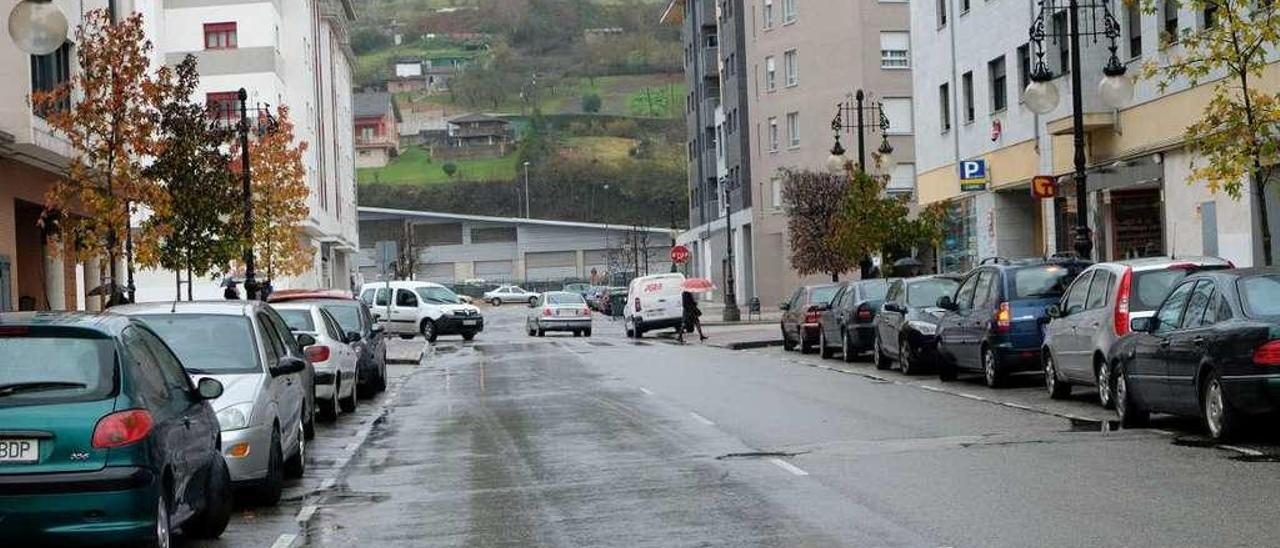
(271, 356), (307, 376)
(884, 302), (904, 313)
(294, 333), (317, 347)
(346, 331), (362, 343)
(370, 323), (384, 334)
(1130, 317), (1153, 333)
(936, 296), (955, 310)
(195, 377), (224, 400)
(1046, 304), (1063, 318)
(779, 302), (791, 311)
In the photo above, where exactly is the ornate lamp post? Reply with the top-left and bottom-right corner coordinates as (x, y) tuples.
(1023, 0), (1134, 260)
(7, 0), (68, 55)
(212, 89), (278, 300)
(721, 179), (740, 322)
(827, 90), (896, 176)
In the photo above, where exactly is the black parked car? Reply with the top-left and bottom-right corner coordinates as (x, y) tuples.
(780, 284), (841, 353)
(936, 258), (1091, 387)
(269, 290), (388, 398)
(1111, 268), (1280, 440)
(873, 274), (962, 374)
(816, 278), (893, 361)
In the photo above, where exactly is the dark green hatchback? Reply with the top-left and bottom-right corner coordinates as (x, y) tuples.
(0, 313), (231, 546)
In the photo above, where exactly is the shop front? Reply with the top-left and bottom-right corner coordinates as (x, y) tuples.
(1053, 155), (1165, 262)
(939, 195), (978, 274)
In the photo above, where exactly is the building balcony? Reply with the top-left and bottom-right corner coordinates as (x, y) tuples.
(695, 0), (717, 24)
(700, 95), (720, 117)
(356, 134), (398, 149)
(702, 47), (719, 73)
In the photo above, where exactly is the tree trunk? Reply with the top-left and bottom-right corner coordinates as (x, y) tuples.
(830, 272), (839, 283)
(1256, 171), (1273, 266)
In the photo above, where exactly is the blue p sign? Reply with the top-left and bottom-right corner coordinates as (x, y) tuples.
(960, 159), (987, 180)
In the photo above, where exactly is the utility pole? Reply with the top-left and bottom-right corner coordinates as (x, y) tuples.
(522, 161), (531, 218)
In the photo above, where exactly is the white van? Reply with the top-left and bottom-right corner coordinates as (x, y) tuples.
(358, 281), (484, 342)
(623, 273), (686, 338)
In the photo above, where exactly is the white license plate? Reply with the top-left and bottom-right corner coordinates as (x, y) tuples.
(557, 310), (574, 317)
(0, 439), (38, 462)
(462, 320), (478, 326)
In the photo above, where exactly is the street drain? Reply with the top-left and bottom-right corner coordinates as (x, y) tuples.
(716, 451), (806, 460)
(1065, 417), (1120, 432)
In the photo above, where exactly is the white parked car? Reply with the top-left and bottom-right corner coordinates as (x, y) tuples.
(527, 291), (594, 337)
(484, 285), (540, 306)
(624, 273), (686, 338)
(271, 302), (362, 421)
(359, 281), (484, 342)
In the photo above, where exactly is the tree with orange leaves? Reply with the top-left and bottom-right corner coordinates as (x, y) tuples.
(230, 106), (315, 280)
(31, 10), (165, 303)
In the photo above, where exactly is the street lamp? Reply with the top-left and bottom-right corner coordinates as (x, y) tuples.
(1024, 0), (1132, 259)
(522, 161), (531, 218)
(211, 89), (278, 300)
(828, 90), (894, 176)
(7, 0), (68, 55)
(722, 179), (741, 322)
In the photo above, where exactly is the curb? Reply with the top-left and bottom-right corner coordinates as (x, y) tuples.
(719, 339), (783, 350)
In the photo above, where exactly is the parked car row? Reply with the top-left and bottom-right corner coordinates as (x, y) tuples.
(1, 290), (390, 546)
(784, 255), (1280, 441)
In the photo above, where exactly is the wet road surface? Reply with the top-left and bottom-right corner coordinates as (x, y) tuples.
(245, 306), (1280, 547)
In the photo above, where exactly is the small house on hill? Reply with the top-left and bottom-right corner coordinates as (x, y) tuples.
(355, 91), (402, 168)
(439, 113), (510, 159)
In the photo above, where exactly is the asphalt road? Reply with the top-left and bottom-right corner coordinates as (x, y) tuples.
(205, 306), (1280, 547)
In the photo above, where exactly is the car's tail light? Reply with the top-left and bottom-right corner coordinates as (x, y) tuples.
(92, 409), (153, 449)
(1114, 267), (1133, 336)
(305, 345), (330, 363)
(543, 307), (553, 317)
(803, 306), (821, 324)
(1255, 341), (1280, 365)
(857, 303), (872, 321)
(995, 302), (1012, 333)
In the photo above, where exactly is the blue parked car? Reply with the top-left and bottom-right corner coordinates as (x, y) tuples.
(935, 257), (1091, 387)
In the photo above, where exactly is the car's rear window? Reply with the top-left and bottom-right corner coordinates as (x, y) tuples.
(1012, 264), (1086, 299)
(276, 309), (316, 332)
(809, 285), (839, 304)
(857, 280), (889, 301)
(320, 303), (363, 334)
(0, 336), (116, 407)
(1239, 275), (1280, 317)
(908, 278), (959, 307)
(547, 293), (585, 305)
(134, 315), (260, 374)
(1132, 269), (1192, 312)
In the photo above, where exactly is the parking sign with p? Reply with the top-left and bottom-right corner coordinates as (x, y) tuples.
(959, 159), (988, 192)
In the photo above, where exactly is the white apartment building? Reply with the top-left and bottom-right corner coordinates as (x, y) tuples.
(132, 0), (360, 300)
(913, 0), (1274, 269)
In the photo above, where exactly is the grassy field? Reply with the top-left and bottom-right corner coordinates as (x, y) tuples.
(357, 147), (519, 185)
(559, 136), (637, 162)
(396, 73), (684, 118)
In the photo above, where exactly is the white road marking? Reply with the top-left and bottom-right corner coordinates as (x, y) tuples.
(296, 504), (317, 523)
(689, 412), (715, 426)
(638, 387), (654, 395)
(344, 442), (359, 452)
(1221, 444), (1265, 457)
(319, 478), (336, 491)
(270, 533), (298, 548)
(769, 458), (809, 476)
(1150, 429), (1174, 436)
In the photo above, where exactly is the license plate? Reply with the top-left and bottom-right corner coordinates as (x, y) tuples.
(462, 320), (478, 326)
(557, 310), (573, 317)
(0, 439), (38, 462)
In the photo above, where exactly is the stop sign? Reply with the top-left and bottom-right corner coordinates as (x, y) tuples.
(670, 245), (690, 264)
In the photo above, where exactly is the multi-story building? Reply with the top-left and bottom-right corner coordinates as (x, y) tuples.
(667, 0), (916, 308)
(354, 91), (401, 168)
(133, 0), (361, 300)
(912, 0), (1271, 267)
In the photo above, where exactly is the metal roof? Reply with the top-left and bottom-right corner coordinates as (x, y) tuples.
(358, 206), (672, 234)
(354, 91), (400, 121)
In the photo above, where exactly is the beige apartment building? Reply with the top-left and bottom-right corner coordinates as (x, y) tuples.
(747, 0), (916, 306)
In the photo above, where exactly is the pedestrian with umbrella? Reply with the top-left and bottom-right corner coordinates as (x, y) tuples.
(678, 278), (714, 343)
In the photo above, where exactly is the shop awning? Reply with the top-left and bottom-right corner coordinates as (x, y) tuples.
(1086, 155), (1163, 193)
(1047, 112), (1115, 136)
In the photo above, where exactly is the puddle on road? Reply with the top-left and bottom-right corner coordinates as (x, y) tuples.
(434, 345), (461, 354)
(1065, 417), (1120, 432)
(586, 341), (614, 347)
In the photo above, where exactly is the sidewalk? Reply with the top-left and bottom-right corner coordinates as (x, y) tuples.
(698, 322), (782, 350)
(697, 301), (782, 326)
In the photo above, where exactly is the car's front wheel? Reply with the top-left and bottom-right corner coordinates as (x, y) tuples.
(420, 319), (438, 343)
(899, 337), (917, 375)
(873, 336), (891, 370)
(144, 489), (172, 548)
(251, 427), (284, 506)
(284, 418), (306, 478)
(819, 329), (834, 359)
(1045, 352), (1071, 399)
(782, 326), (795, 351)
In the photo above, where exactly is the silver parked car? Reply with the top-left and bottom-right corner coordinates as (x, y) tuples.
(272, 302), (362, 422)
(112, 301), (314, 506)
(1042, 256), (1232, 406)
(484, 285), (540, 306)
(527, 291), (593, 337)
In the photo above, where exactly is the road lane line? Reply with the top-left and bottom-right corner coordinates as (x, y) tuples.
(639, 387), (654, 395)
(319, 478), (336, 491)
(296, 505), (317, 523)
(269, 533), (298, 548)
(689, 412), (715, 426)
(768, 458), (809, 476)
(1221, 444), (1264, 457)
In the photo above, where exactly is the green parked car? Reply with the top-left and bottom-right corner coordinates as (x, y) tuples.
(0, 313), (232, 546)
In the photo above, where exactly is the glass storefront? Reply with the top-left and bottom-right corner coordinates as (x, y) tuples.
(1109, 188), (1164, 259)
(940, 196), (977, 273)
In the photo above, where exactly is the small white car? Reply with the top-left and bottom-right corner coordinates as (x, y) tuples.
(359, 281), (484, 342)
(624, 273), (687, 338)
(483, 285), (540, 306)
(272, 302), (361, 421)
(527, 291), (593, 337)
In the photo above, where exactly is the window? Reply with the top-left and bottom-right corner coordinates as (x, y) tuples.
(768, 117), (779, 151)
(203, 22), (237, 50)
(783, 0), (797, 23)
(961, 0), (971, 13)
(939, 83), (952, 132)
(1203, 2), (1219, 29)
(1163, 0), (1179, 43)
(764, 0), (775, 28)
(988, 55), (1008, 112)
(206, 91), (241, 120)
(888, 163), (916, 194)
(395, 289), (419, 307)
(880, 32), (910, 68)
(1063, 271), (1093, 314)
(765, 56), (777, 90)
(937, 0), (948, 26)
(786, 112), (800, 147)
(771, 176), (783, 208)
(955, 273), (980, 310)
(1126, 3), (1143, 57)
(1086, 271), (1113, 310)
(1153, 281), (1194, 332)
(1014, 45), (1032, 99)
(961, 71), (975, 123)
(784, 49), (798, 86)
(30, 42), (71, 117)
(881, 97), (913, 134)
(1053, 11), (1070, 72)
(255, 313), (284, 364)
(1183, 280), (1217, 327)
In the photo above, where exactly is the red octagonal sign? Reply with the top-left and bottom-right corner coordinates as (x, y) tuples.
(670, 245), (690, 264)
